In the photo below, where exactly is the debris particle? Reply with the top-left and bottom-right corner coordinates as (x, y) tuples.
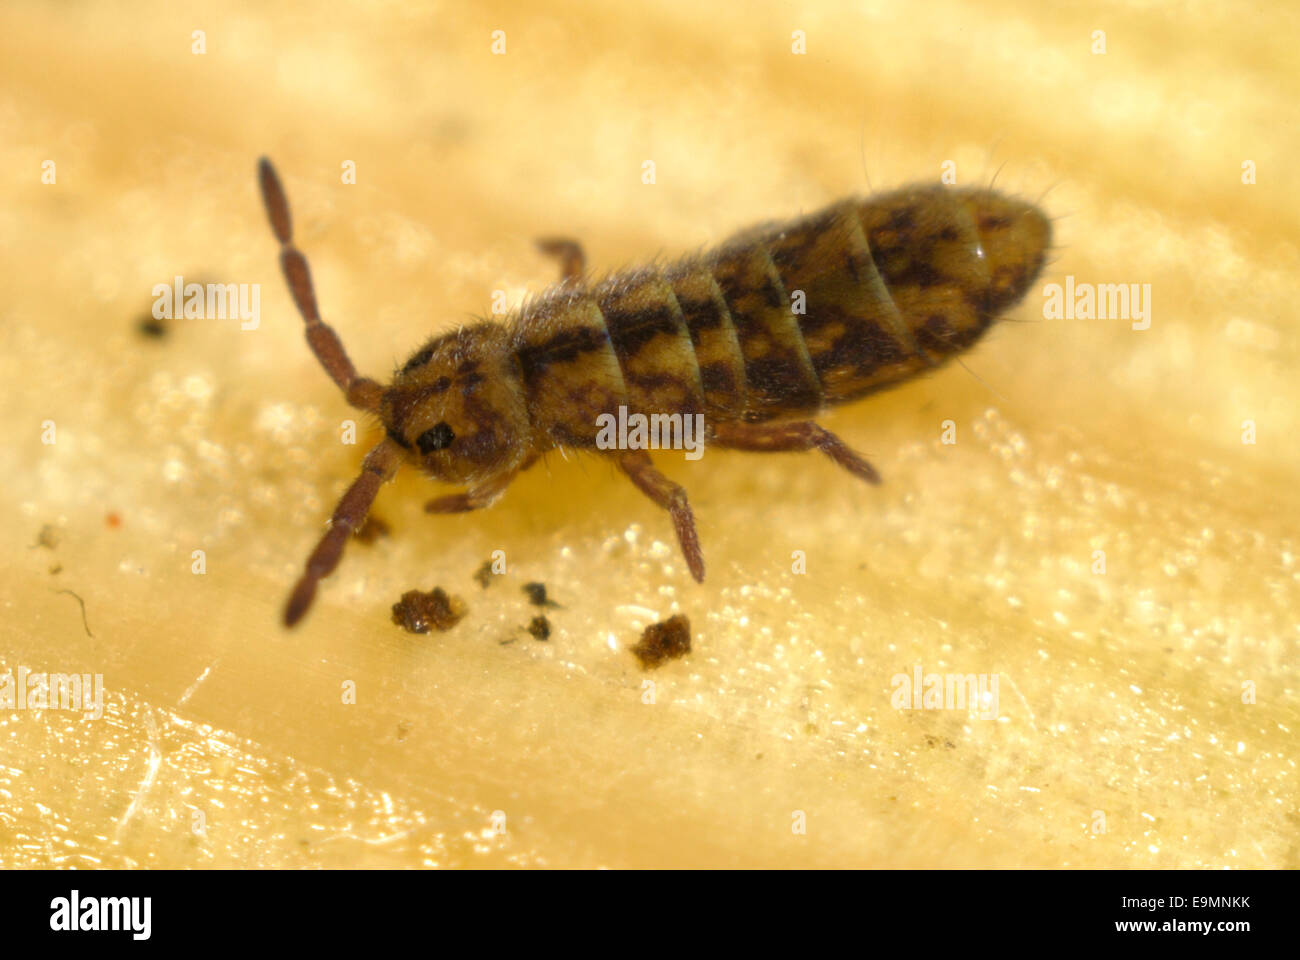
(29, 525), (60, 550)
(473, 560), (495, 588)
(53, 588), (94, 638)
(526, 615), (551, 641)
(396, 721), (410, 742)
(390, 587), (466, 634)
(106, 512), (122, 529)
(522, 582), (561, 608)
(136, 314), (168, 339)
(631, 614), (691, 669)
(353, 515), (390, 544)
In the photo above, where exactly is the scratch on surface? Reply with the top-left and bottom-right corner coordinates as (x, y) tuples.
(616, 604), (660, 620)
(1004, 673), (1039, 734)
(116, 710), (162, 840)
(52, 588), (93, 638)
(320, 827), (417, 847)
(177, 662), (217, 707)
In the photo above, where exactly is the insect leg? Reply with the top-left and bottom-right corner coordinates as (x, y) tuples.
(710, 421), (882, 485)
(534, 237), (587, 284)
(257, 157), (383, 413)
(617, 450), (705, 582)
(424, 470), (517, 514)
(284, 439), (402, 627)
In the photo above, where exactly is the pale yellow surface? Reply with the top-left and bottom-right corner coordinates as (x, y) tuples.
(1, 1), (1297, 868)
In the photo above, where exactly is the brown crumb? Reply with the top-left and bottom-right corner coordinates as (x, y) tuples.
(391, 587), (466, 633)
(526, 615), (551, 641)
(473, 560), (495, 588)
(353, 515), (390, 544)
(631, 614), (691, 669)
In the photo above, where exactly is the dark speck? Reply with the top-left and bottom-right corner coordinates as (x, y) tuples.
(137, 315), (167, 339)
(523, 582), (561, 607)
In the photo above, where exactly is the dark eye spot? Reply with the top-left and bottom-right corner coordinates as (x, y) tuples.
(400, 345), (435, 375)
(416, 422), (455, 454)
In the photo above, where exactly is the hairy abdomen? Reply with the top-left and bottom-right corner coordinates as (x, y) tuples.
(510, 184), (1050, 446)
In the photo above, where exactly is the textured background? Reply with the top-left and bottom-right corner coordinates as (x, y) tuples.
(1, 0), (1296, 867)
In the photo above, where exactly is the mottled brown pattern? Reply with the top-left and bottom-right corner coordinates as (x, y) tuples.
(665, 263), (748, 418)
(711, 242), (823, 418)
(859, 185), (996, 361)
(510, 290), (627, 448)
(594, 269), (704, 417)
(383, 335), (461, 445)
(765, 199), (932, 407)
(496, 184), (1049, 439)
